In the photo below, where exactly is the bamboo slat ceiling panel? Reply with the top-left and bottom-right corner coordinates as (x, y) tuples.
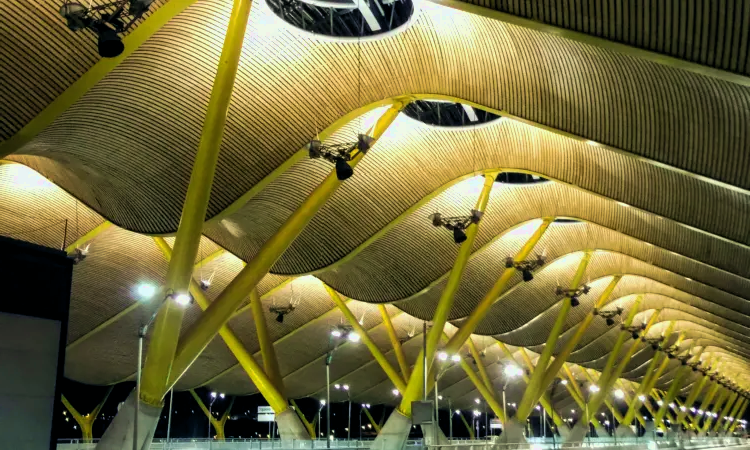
(454, 0), (750, 76)
(7, 0), (750, 234)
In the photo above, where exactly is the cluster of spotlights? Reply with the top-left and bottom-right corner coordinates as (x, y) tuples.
(331, 325), (360, 343)
(136, 283), (193, 307)
(70, 245), (90, 264)
(621, 322), (647, 340)
(555, 284), (591, 307)
(593, 306), (623, 326)
(504, 365), (523, 378)
(308, 135), (374, 181)
(505, 254), (546, 282)
(59, 0), (155, 57)
(437, 351), (461, 363)
(428, 209), (483, 244)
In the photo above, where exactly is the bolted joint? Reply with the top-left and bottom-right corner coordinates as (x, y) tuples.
(428, 209), (484, 244)
(307, 134), (374, 181)
(505, 253), (546, 282)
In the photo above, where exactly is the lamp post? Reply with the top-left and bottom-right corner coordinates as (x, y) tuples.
(448, 399), (453, 441)
(318, 400), (326, 440)
(327, 326), (360, 448)
(502, 364), (523, 442)
(334, 384), (352, 441)
(208, 392), (225, 438)
(435, 351), (461, 443)
(359, 404), (369, 440)
(587, 384), (601, 444)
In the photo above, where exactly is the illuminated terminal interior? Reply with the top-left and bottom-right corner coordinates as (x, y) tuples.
(2, 0), (750, 448)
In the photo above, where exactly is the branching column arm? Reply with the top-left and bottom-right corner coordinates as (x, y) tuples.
(457, 411), (475, 439)
(467, 338), (493, 392)
(290, 399), (316, 438)
(499, 343), (566, 429)
(169, 102), (408, 392)
(397, 173), (496, 415)
(714, 391), (739, 433)
(535, 275), (623, 411)
(516, 252), (592, 422)
(654, 348), (705, 430)
(378, 304), (411, 380)
(139, 0), (256, 405)
(326, 286), (406, 393)
(691, 377), (722, 429)
(675, 357), (717, 426)
(249, 288), (284, 396)
(189, 390), (225, 438)
(727, 398), (748, 433)
(702, 388), (730, 433)
(61, 386), (113, 442)
(363, 407), (381, 433)
(155, 237), (288, 413)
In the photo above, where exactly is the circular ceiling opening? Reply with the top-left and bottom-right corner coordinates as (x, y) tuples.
(403, 100), (500, 127)
(267, 0), (414, 38)
(495, 172), (548, 184)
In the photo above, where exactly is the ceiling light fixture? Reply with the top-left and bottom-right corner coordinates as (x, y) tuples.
(428, 209), (483, 244)
(593, 306), (623, 326)
(555, 284), (591, 307)
(505, 252), (546, 282)
(308, 134), (374, 181)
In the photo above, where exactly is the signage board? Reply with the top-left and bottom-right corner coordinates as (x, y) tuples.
(258, 406), (274, 414)
(490, 418), (503, 429)
(258, 413), (276, 422)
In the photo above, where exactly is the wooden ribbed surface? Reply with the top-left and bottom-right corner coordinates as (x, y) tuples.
(459, 0), (750, 76)
(7, 0), (750, 235)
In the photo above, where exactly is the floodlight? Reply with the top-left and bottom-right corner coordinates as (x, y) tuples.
(614, 389), (624, 399)
(137, 283), (156, 300)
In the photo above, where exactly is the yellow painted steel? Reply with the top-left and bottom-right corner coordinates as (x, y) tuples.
(467, 338), (493, 392)
(154, 237), (288, 413)
(620, 322), (676, 426)
(138, 0), (256, 405)
(249, 288), (284, 396)
(536, 276), (622, 404)
(723, 396), (743, 432)
(441, 218), (553, 356)
(498, 343), (566, 429)
(397, 173), (496, 416)
(64, 221), (112, 253)
(378, 304), (411, 380)
(714, 391), (739, 433)
(563, 365), (586, 407)
(325, 286), (407, 393)
(458, 355), (506, 422)
(673, 358), (717, 427)
(363, 407), (381, 433)
(170, 102), (406, 385)
(614, 380), (646, 427)
(61, 387), (113, 442)
(458, 411), (475, 439)
(702, 388), (730, 433)
(580, 303), (645, 423)
(691, 382), (722, 429)
(194, 249), (226, 271)
(189, 390), (235, 440)
(290, 399), (316, 438)
(516, 251), (592, 421)
(724, 398), (748, 434)
(653, 348), (705, 430)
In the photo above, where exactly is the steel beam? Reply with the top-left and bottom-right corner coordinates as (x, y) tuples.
(379, 304), (411, 380)
(326, 286), (407, 393)
(61, 386), (112, 442)
(536, 276), (623, 408)
(727, 398), (748, 433)
(440, 218), (553, 359)
(290, 399), (316, 438)
(653, 348), (705, 430)
(620, 323), (677, 426)
(673, 358), (717, 427)
(168, 102), (406, 389)
(189, 390), (234, 440)
(458, 354), (506, 422)
(397, 173), (496, 415)
(713, 391), (739, 433)
(363, 407), (381, 432)
(702, 388), (730, 433)
(691, 381), (722, 429)
(64, 221), (112, 254)
(516, 251), (592, 421)
(467, 338), (493, 392)
(250, 288), (284, 395)
(155, 237), (288, 413)
(457, 411), (475, 439)
(498, 343), (566, 429)
(138, 0), (256, 405)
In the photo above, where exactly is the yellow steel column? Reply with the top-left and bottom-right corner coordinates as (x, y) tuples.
(64, 221), (112, 253)
(562, 366), (587, 409)
(723, 396), (744, 432)
(458, 411), (475, 439)
(139, 0), (256, 405)
(674, 358), (716, 427)
(702, 388), (730, 433)
(169, 102), (407, 386)
(653, 349), (705, 430)
(154, 237), (288, 413)
(189, 390), (234, 440)
(536, 276), (623, 404)
(363, 407), (382, 432)
(499, 343), (566, 429)
(467, 338), (493, 392)
(620, 324), (677, 427)
(249, 288), (284, 395)
(397, 173), (496, 415)
(727, 398), (747, 433)
(458, 356), (506, 422)
(691, 380), (722, 429)
(290, 399), (316, 438)
(61, 387), (112, 442)
(516, 251), (592, 422)
(378, 304), (411, 380)
(325, 286), (406, 392)
(581, 305), (648, 424)
(441, 218), (554, 358)
(714, 391), (739, 433)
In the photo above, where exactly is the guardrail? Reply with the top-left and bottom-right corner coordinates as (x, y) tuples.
(56, 436), (749, 450)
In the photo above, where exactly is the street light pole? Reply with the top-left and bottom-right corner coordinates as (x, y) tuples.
(449, 399), (453, 441)
(326, 361), (331, 448)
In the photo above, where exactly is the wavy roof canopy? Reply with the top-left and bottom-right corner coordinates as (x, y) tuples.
(2, 0), (750, 412)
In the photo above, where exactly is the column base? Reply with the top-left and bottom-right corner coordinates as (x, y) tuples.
(96, 390), (161, 450)
(370, 409), (412, 450)
(615, 424), (637, 438)
(501, 420), (528, 445)
(557, 425), (570, 440)
(420, 423), (448, 446)
(564, 422), (588, 445)
(595, 425), (610, 438)
(276, 408), (311, 441)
